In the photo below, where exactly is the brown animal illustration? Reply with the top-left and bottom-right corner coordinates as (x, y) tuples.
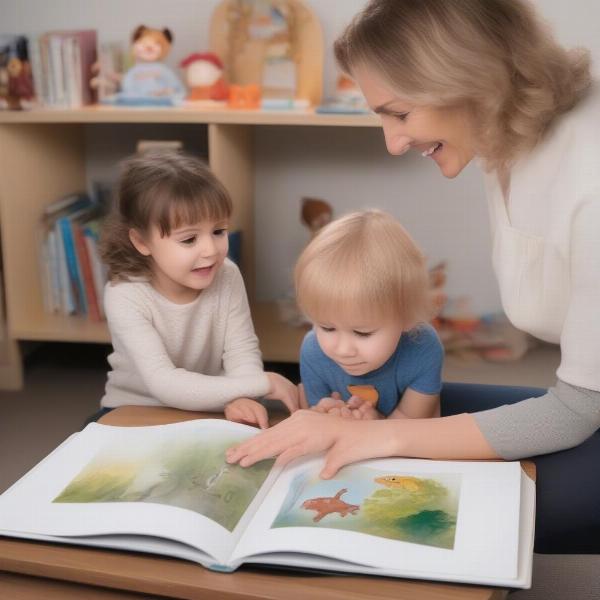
(301, 488), (360, 522)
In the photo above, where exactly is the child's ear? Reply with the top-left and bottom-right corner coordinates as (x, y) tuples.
(129, 228), (151, 256)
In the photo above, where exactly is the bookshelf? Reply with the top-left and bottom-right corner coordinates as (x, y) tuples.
(0, 107), (379, 389)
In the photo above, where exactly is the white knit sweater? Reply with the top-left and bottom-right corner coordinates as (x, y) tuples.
(101, 259), (270, 410)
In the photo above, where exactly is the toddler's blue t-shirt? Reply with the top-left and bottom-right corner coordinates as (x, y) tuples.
(300, 324), (443, 416)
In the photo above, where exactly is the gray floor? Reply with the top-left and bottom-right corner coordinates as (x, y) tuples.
(0, 342), (598, 599)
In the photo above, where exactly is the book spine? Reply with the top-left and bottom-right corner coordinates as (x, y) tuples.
(72, 38), (83, 107)
(74, 225), (100, 321)
(79, 31), (97, 105)
(49, 35), (66, 107)
(39, 35), (53, 105)
(61, 36), (75, 108)
(27, 35), (45, 106)
(38, 235), (53, 314)
(54, 222), (75, 314)
(83, 229), (106, 320)
(58, 217), (86, 314)
(47, 229), (62, 312)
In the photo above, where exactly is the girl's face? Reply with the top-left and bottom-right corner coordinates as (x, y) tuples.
(353, 65), (476, 178)
(130, 217), (229, 304)
(314, 315), (405, 376)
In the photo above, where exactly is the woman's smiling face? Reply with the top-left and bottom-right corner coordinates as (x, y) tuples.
(353, 65), (477, 178)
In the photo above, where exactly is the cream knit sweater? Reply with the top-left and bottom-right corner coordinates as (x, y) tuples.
(101, 259), (270, 410)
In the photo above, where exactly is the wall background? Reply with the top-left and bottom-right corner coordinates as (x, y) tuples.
(2, 0), (598, 313)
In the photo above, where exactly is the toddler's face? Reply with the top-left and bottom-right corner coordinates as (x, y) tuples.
(314, 315), (405, 376)
(132, 218), (229, 303)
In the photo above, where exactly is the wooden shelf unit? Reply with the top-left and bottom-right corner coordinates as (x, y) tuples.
(0, 107), (378, 389)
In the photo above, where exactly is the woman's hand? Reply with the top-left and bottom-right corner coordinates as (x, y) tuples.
(225, 409), (399, 478)
(264, 372), (300, 414)
(224, 398), (269, 429)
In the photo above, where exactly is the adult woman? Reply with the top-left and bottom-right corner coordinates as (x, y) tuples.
(228, 0), (600, 553)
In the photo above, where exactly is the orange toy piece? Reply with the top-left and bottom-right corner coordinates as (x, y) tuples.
(228, 84), (261, 109)
(301, 488), (360, 523)
(346, 385), (379, 407)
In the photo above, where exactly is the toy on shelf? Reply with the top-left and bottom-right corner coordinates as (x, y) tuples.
(0, 35), (34, 110)
(301, 197), (333, 238)
(277, 196), (333, 328)
(180, 52), (229, 102)
(432, 291), (536, 362)
(105, 25), (185, 107)
(90, 42), (125, 102)
(316, 73), (371, 115)
(210, 0), (323, 108)
(228, 83), (261, 108)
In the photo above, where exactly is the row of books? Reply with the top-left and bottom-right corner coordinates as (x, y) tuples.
(39, 193), (108, 321)
(28, 30), (97, 108)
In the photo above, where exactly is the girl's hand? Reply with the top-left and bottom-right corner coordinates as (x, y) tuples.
(224, 398), (269, 429)
(264, 372), (300, 414)
(225, 410), (399, 478)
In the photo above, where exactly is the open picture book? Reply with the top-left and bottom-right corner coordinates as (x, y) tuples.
(0, 419), (535, 588)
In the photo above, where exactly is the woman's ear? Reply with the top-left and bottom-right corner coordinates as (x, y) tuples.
(129, 228), (151, 256)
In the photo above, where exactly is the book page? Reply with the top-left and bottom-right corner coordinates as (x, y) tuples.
(0, 420), (277, 566)
(233, 457), (522, 582)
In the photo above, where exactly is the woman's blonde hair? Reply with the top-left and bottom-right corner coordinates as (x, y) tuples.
(334, 0), (591, 172)
(295, 210), (431, 329)
(101, 150), (232, 280)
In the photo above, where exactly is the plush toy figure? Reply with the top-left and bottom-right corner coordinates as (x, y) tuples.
(114, 25), (185, 105)
(7, 56), (34, 109)
(179, 52), (228, 101)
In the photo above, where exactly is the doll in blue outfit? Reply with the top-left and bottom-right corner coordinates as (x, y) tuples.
(296, 210), (443, 421)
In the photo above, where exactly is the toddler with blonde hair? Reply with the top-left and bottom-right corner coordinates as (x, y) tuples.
(296, 209), (443, 420)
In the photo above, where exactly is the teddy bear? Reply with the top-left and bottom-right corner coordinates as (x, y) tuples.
(116, 25), (185, 105)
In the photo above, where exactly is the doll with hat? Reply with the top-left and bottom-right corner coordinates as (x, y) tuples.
(179, 52), (228, 102)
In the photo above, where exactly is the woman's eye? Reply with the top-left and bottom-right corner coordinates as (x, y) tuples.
(213, 228), (228, 236)
(354, 331), (373, 338)
(180, 236), (196, 245)
(392, 112), (409, 122)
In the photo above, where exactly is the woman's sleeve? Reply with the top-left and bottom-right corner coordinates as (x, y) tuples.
(105, 284), (269, 411)
(474, 380), (600, 460)
(474, 196), (600, 459)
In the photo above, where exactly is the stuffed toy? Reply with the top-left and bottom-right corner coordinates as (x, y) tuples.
(114, 25), (185, 105)
(0, 35), (34, 110)
(179, 52), (228, 101)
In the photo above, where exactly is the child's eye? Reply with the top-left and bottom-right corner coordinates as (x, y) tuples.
(319, 325), (335, 333)
(213, 228), (228, 236)
(180, 236), (197, 245)
(354, 330), (374, 338)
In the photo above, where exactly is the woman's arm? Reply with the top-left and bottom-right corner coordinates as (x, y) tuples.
(389, 388), (440, 419)
(226, 409), (498, 478)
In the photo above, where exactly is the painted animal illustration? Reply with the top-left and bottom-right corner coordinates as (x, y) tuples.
(301, 488), (360, 522)
(374, 475), (424, 492)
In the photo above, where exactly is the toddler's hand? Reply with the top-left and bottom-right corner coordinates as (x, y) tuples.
(343, 395), (381, 420)
(311, 391), (344, 414)
(264, 372), (299, 414)
(225, 398), (269, 429)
